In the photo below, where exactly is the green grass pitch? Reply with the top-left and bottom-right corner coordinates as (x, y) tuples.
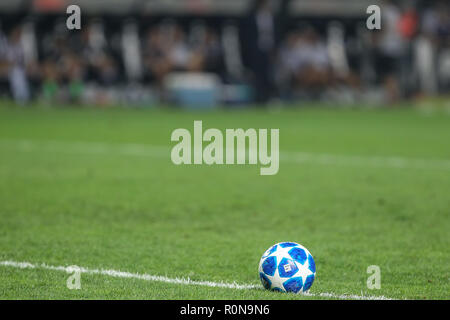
(0, 103), (449, 299)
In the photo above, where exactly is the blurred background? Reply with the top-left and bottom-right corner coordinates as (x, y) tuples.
(0, 0), (448, 108)
(0, 1), (449, 301)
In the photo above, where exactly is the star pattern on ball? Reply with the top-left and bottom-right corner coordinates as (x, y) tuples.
(258, 242), (316, 294)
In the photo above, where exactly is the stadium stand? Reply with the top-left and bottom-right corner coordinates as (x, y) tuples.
(0, 0), (448, 107)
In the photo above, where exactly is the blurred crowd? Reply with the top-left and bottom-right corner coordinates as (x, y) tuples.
(275, 0), (449, 103)
(0, 17), (227, 106)
(0, 0), (449, 107)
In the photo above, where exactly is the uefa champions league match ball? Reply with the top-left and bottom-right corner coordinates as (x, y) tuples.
(259, 242), (316, 293)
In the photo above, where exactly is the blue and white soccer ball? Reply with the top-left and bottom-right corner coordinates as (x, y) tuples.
(259, 242), (316, 294)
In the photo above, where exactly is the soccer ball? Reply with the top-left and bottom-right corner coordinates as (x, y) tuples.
(258, 242), (316, 293)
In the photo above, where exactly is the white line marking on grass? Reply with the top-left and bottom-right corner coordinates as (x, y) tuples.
(0, 260), (258, 290)
(0, 260), (393, 300)
(281, 151), (450, 170)
(1, 139), (450, 171)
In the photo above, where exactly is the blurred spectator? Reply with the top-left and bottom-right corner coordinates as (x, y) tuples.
(143, 24), (224, 83)
(245, 0), (278, 104)
(422, 1), (450, 44)
(192, 28), (224, 76)
(80, 22), (119, 86)
(41, 26), (73, 101)
(143, 26), (171, 86)
(0, 26), (30, 104)
(421, 1), (450, 92)
(40, 20), (121, 103)
(372, 0), (407, 102)
(278, 27), (331, 98)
